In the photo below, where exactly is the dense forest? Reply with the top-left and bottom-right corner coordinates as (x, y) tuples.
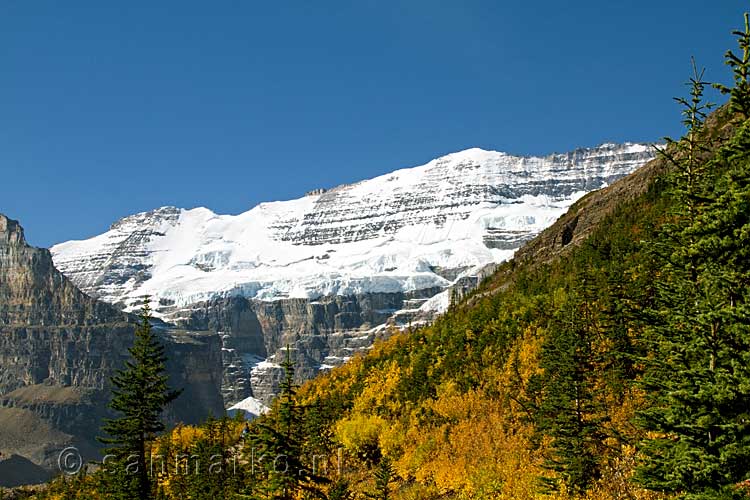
(21, 11), (750, 500)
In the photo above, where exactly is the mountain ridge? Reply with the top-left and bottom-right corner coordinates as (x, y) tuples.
(51, 142), (655, 313)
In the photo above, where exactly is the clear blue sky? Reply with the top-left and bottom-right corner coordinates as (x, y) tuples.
(1, 1), (743, 247)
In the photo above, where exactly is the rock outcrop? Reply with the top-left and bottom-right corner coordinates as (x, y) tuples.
(181, 287), (443, 404)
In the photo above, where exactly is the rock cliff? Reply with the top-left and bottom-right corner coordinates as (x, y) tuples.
(0, 214), (224, 485)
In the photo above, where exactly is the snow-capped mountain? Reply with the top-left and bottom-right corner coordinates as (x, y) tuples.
(52, 144), (653, 315)
(51, 143), (656, 405)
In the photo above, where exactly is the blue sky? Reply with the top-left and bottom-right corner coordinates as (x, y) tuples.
(1, 1), (744, 247)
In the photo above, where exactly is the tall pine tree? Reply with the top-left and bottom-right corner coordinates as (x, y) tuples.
(249, 347), (326, 499)
(716, 13), (750, 119)
(528, 268), (609, 495)
(637, 28), (750, 498)
(365, 456), (397, 500)
(99, 300), (181, 500)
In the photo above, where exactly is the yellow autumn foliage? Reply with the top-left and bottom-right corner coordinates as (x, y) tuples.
(335, 413), (388, 459)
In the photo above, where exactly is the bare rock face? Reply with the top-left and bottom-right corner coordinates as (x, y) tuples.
(0, 215), (126, 331)
(0, 214), (224, 485)
(180, 287), (443, 405)
(0, 214), (130, 394)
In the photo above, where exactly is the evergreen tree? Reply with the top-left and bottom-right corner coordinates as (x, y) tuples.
(601, 261), (640, 395)
(716, 13), (750, 118)
(301, 400), (334, 460)
(659, 57), (714, 222)
(528, 271), (609, 495)
(638, 123), (750, 500)
(327, 479), (354, 500)
(186, 416), (244, 499)
(637, 47), (750, 499)
(99, 300), (181, 499)
(250, 347), (326, 499)
(365, 456), (397, 500)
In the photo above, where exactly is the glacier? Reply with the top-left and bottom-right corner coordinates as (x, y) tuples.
(51, 144), (654, 318)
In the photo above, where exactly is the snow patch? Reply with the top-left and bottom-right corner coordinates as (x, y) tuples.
(227, 396), (270, 418)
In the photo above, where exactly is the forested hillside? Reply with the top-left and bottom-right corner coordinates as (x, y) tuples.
(23, 12), (750, 500)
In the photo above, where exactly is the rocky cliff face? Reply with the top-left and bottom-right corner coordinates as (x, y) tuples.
(0, 215), (131, 394)
(181, 287), (443, 404)
(50, 143), (657, 407)
(0, 214), (224, 485)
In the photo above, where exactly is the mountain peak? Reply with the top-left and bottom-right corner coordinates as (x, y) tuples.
(0, 214), (26, 246)
(428, 147), (506, 166)
(109, 206), (182, 231)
